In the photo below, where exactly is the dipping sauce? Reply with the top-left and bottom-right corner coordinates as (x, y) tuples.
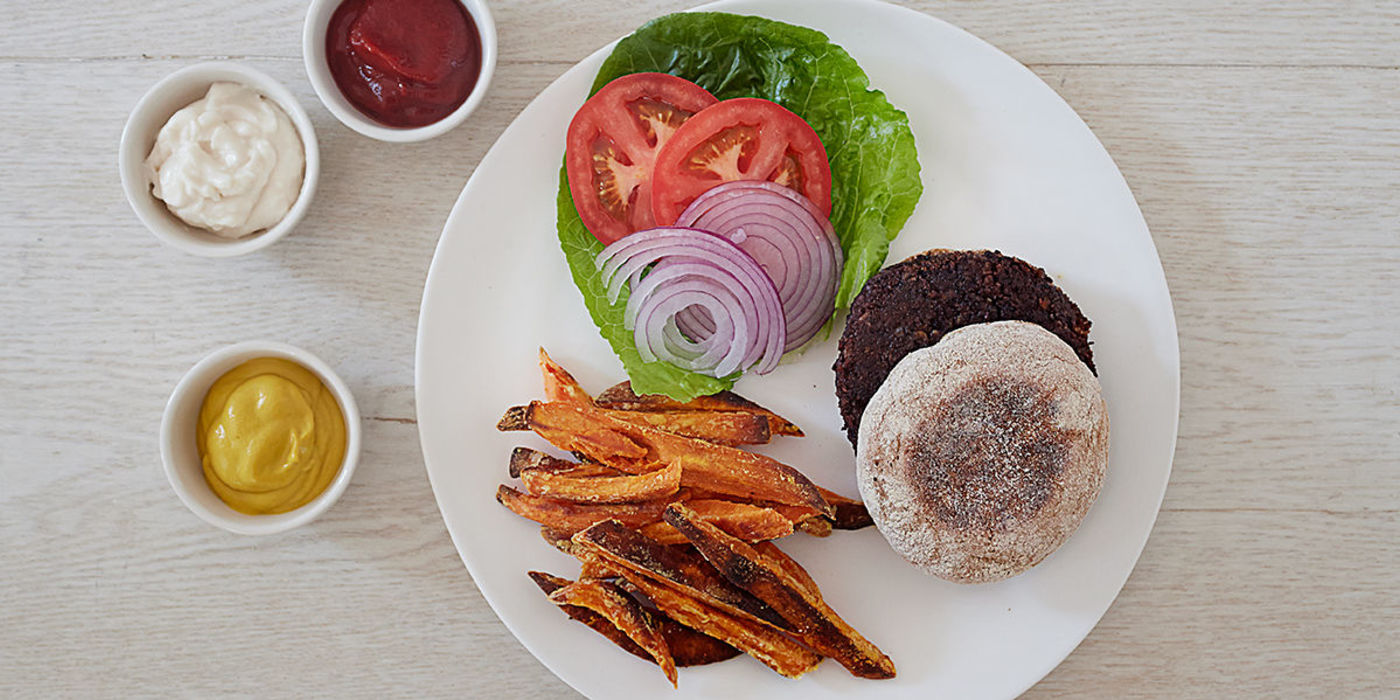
(326, 0), (483, 127)
(197, 358), (346, 515)
(145, 82), (305, 238)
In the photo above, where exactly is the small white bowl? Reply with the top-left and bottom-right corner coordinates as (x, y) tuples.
(303, 0), (497, 142)
(160, 341), (361, 535)
(119, 62), (320, 257)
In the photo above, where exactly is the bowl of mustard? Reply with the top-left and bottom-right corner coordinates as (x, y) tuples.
(161, 341), (361, 534)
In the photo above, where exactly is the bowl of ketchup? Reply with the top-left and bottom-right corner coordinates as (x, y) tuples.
(304, 0), (496, 142)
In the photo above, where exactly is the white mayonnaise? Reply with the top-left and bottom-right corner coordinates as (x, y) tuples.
(145, 82), (305, 238)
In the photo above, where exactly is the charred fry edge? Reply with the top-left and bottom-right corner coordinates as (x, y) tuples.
(497, 405), (531, 431)
(603, 574), (745, 667)
(548, 578), (678, 686)
(651, 617), (744, 667)
(532, 570), (742, 668)
(571, 523), (819, 677)
(511, 446), (562, 478)
(595, 381), (804, 437)
(796, 516), (834, 538)
(613, 574), (822, 679)
(528, 571), (655, 664)
(511, 447), (617, 479)
(540, 526), (576, 553)
(512, 448), (626, 481)
(751, 541), (819, 598)
(571, 520), (789, 629)
(815, 486), (874, 530)
(664, 504), (896, 680)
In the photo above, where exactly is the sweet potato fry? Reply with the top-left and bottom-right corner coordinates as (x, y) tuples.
(521, 460), (682, 504)
(528, 572), (677, 686)
(687, 485), (866, 532)
(497, 405), (531, 431)
(511, 446), (569, 477)
(595, 381), (804, 437)
(796, 516), (834, 538)
(578, 553), (620, 581)
(815, 486), (874, 530)
(498, 404), (651, 464)
(530, 570), (581, 596)
(636, 499), (794, 544)
(530, 572), (654, 662)
(549, 578), (678, 686)
(539, 348), (592, 404)
(499, 401), (830, 515)
(685, 499), (795, 541)
(532, 571), (740, 669)
(664, 504), (896, 679)
(635, 522), (688, 545)
(496, 485), (671, 533)
(510, 447), (625, 479)
(539, 351), (769, 446)
(540, 526), (576, 553)
(526, 462), (623, 481)
(571, 520), (788, 629)
(654, 618), (743, 667)
(614, 573), (821, 679)
(682, 487), (825, 525)
(613, 581), (744, 666)
(752, 541), (819, 598)
(602, 409), (770, 446)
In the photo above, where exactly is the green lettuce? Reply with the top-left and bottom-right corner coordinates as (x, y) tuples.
(557, 12), (922, 400)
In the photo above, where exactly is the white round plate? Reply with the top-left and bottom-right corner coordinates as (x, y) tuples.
(415, 0), (1180, 697)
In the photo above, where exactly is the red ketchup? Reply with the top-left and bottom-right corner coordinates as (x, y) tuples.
(326, 0), (482, 128)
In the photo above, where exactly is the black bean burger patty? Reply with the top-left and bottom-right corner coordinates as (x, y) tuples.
(834, 249), (1094, 446)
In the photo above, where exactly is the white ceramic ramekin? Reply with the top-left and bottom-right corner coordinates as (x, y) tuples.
(302, 0), (497, 142)
(160, 341), (361, 535)
(119, 62), (321, 257)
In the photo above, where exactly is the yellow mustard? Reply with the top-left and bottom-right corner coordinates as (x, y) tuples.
(196, 357), (346, 514)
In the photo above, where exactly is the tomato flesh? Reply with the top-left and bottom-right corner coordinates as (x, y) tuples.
(650, 98), (832, 226)
(566, 74), (718, 244)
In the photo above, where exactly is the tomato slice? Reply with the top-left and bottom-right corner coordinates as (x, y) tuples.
(649, 98), (832, 226)
(566, 73), (719, 245)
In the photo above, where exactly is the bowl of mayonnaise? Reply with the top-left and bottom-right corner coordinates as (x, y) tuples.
(120, 62), (320, 257)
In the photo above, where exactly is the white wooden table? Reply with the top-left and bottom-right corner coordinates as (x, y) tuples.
(3, 1), (1397, 696)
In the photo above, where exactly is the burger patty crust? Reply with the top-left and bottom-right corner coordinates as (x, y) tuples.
(834, 249), (1094, 446)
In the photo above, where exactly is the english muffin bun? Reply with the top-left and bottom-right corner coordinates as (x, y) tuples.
(856, 321), (1109, 584)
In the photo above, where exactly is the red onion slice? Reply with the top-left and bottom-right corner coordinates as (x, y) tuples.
(675, 181), (842, 352)
(596, 227), (786, 377)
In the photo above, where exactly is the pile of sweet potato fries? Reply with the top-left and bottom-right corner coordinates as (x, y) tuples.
(494, 350), (894, 686)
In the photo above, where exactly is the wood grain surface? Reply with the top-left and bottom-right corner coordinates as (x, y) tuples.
(2, 0), (1397, 697)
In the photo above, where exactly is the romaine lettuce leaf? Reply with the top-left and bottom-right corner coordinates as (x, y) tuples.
(557, 12), (922, 400)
